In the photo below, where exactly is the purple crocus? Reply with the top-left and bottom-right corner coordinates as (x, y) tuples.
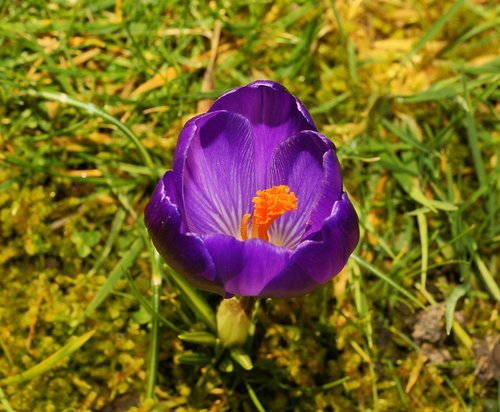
(145, 81), (359, 298)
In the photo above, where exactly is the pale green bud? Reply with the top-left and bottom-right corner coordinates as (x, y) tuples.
(216, 297), (251, 347)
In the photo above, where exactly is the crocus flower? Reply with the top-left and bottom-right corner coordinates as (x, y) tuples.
(145, 81), (359, 298)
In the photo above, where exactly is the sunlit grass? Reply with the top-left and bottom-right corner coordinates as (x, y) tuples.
(0, 0), (498, 410)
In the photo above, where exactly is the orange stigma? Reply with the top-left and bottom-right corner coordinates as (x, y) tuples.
(240, 185), (297, 242)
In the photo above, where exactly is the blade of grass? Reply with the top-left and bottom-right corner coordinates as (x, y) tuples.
(416, 286), (473, 351)
(0, 337), (13, 369)
(0, 331), (95, 386)
(0, 387), (14, 412)
(0, 177), (20, 192)
(404, 225), (475, 273)
(351, 254), (425, 309)
(347, 39), (358, 89)
(176, 353), (212, 366)
(461, 73), (487, 188)
(326, 0), (359, 94)
(404, 0), (465, 62)
(327, 0), (345, 38)
(439, 17), (500, 56)
(443, 375), (468, 410)
(357, 209), (396, 259)
(382, 118), (432, 153)
(383, 360), (409, 406)
(25, 90), (155, 173)
(87, 207), (127, 277)
(79, 237), (144, 323)
(445, 284), (469, 335)
(124, 270), (179, 332)
(0, 28), (75, 95)
(393, 171), (457, 212)
(396, 73), (497, 103)
(245, 381), (265, 412)
(321, 377), (350, 390)
(472, 252), (500, 302)
(310, 92), (351, 114)
(369, 361), (379, 412)
(162, 265), (217, 332)
(352, 268), (373, 349)
(145, 266), (161, 399)
(178, 331), (217, 345)
(416, 212), (429, 291)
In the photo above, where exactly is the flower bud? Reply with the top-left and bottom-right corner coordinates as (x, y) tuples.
(216, 298), (251, 347)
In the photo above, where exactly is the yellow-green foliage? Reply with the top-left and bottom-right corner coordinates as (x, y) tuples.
(0, 0), (499, 411)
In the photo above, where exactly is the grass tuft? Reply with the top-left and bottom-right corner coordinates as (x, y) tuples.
(0, 0), (498, 410)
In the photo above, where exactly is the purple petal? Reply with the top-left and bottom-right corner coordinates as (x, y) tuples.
(260, 193), (359, 298)
(303, 148), (343, 238)
(204, 234), (292, 296)
(208, 80), (317, 187)
(172, 112), (225, 229)
(144, 171), (222, 294)
(181, 111), (255, 237)
(268, 131), (340, 249)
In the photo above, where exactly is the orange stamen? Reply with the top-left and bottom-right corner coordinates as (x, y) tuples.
(240, 213), (251, 241)
(239, 185), (297, 242)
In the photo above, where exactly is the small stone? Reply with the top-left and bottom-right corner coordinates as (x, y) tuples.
(473, 335), (500, 384)
(411, 303), (445, 343)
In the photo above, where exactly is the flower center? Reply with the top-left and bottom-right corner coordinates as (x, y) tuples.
(240, 185), (297, 242)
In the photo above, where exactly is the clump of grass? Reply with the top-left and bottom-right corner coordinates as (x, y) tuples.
(0, 0), (498, 410)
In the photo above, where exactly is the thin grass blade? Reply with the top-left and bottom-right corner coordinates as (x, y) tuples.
(404, 0), (465, 62)
(446, 285), (469, 335)
(245, 381), (265, 412)
(351, 254), (425, 309)
(26, 90), (156, 172)
(124, 270), (179, 332)
(178, 331), (217, 345)
(0, 331), (95, 386)
(163, 266), (217, 332)
(80, 237), (143, 323)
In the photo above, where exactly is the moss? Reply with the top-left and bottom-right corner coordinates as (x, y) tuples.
(1, 0), (499, 410)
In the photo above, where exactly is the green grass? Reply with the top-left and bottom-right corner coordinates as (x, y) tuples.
(0, 0), (499, 411)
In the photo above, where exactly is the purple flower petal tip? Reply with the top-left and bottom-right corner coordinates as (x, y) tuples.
(145, 81), (359, 298)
